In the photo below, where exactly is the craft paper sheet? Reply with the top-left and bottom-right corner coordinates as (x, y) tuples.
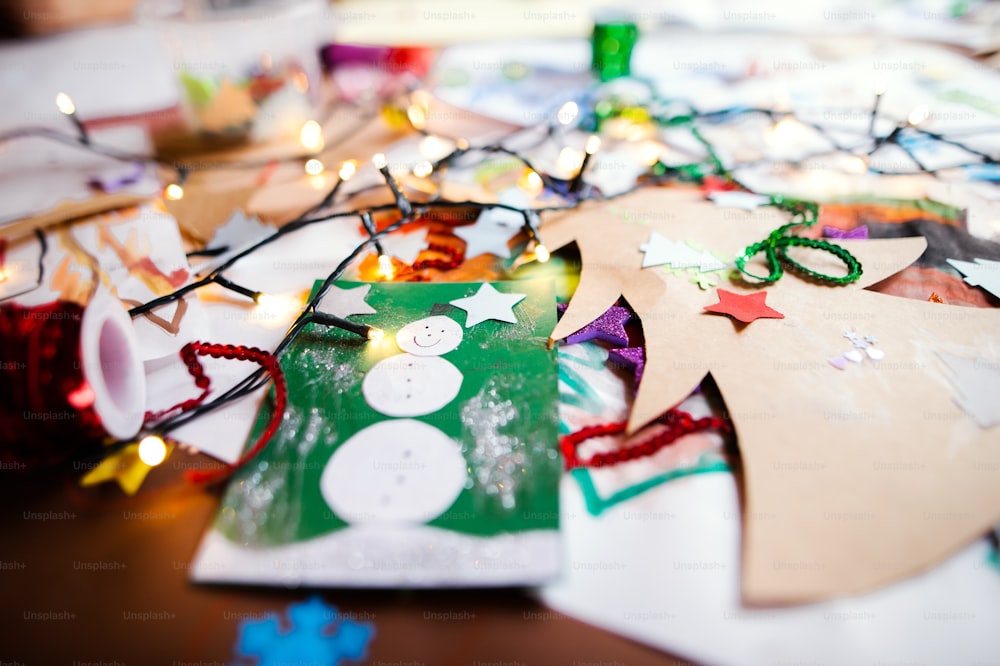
(546, 333), (1000, 666)
(0, 127), (163, 231)
(542, 188), (1000, 602)
(192, 279), (562, 586)
(541, 472), (1000, 666)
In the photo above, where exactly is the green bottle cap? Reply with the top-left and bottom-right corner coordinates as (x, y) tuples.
(591, 16), (638, 82)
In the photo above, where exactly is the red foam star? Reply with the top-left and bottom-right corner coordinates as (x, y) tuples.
(704, 288), (784, 324)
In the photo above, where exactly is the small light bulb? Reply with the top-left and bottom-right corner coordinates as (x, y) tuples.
(164, 183), (184, 200)
(455, 137), (470, 151)
(372, 153), (388, 170)
(846, 155), (868, 175)
(304, 158), (324, 176)
(410, 89), (431, 110)
(638, 141), (661, 166)
(367, 327), (385, 342)
(585, 135), (602, 155)
(557, 101), (579, 126)
(419, 135), (448, 160)
(873, 76), (888, 96)
(413, 161), (433, 178)
(534, 243), (550, 263)
(0, 267), (9, 283)
(255, 292), (302, 317)
(626, 124), (647, 142)
(557, 147), (583, 174)
(338, 160), (357, 181)
(300, 120), (324, 152)
(907, 105), (930, 126)
(56, 92), (76, 115)
(518, 169), (544, 197)
(137, 435), (167, 467)
(407, 103), (427, 130)
(377, 254), (395, 279)
(766, 117), (796, 146)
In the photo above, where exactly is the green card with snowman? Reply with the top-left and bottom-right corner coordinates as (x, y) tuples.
(192, 279), (562, 586)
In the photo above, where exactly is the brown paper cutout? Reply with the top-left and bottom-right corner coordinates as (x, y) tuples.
(162, 171), (257, 243)
(0, 193), (149, 240)
(542, 188), (1000, 604)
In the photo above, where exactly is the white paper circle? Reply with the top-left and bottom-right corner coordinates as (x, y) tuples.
(396, 316), (463, 356)
(320, 419), (467, 525)
(362, 354), (463, 416)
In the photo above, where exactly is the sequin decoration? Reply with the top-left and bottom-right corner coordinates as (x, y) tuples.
(735, 197), (863, 285)
(829, 330), (885, 370)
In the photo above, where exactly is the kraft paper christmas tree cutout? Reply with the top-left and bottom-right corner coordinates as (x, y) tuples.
(192, 279), (561, 587)
(542, 188), (1000, 604)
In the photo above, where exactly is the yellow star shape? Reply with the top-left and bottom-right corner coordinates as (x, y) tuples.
(80, 441), (174, 496)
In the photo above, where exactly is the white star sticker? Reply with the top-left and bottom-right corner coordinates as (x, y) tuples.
(379, 229), (427, 264)
(947, 257), (1000, 299)
(315, 283), (376, 319)
(640, 231), (728, 272)
(449, 283), (526, 327)
(708, 191), (772, 211)
(454, 210), (522, 259)
(196, 209), (274, 276)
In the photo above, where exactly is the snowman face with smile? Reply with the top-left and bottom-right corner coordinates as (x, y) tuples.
(396, 316), (463, 356)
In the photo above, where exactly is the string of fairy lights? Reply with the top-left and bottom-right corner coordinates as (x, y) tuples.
(1, 65), (998, 473)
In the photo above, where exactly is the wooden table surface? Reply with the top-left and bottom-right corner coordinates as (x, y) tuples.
(1, 457), (687, 665)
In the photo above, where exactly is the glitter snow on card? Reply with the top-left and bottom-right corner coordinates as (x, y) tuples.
(191, 279), (561, 587)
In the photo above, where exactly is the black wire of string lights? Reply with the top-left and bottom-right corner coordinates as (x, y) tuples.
(1, 92), (377, 176)
(141, 101), (1000, 444)
(2, 82), (998, 457)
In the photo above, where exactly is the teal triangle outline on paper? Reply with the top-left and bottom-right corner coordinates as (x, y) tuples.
(569, 458), (731, 517)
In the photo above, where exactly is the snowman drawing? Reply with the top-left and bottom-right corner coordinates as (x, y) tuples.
(361, 316), (464, 417)
(320, 315), (469, 526)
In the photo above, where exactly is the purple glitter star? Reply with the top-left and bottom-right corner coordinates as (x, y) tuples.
(822, 225), (868, 240)
(608, 346), (646, 389)
(557, 303), (632, 346)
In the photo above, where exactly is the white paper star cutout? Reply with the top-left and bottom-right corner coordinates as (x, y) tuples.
(454, 210), (522, 259)
(708, 191), (772, 211)
(209, 209), (272, 250)
(449, 283), (526, 327)
(315, 283), (376, 319)
(482, 187), (531, 227)
(196, 209), (275, 276)
(947, 258), (1000, 299)
(640, 231), (728, 272)
(379, 229), (427, 264)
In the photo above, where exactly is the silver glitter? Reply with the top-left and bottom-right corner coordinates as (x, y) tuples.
(220, 404), (331, 546)
(461, 378), (526, 510)
(300, 348), (363, 395)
